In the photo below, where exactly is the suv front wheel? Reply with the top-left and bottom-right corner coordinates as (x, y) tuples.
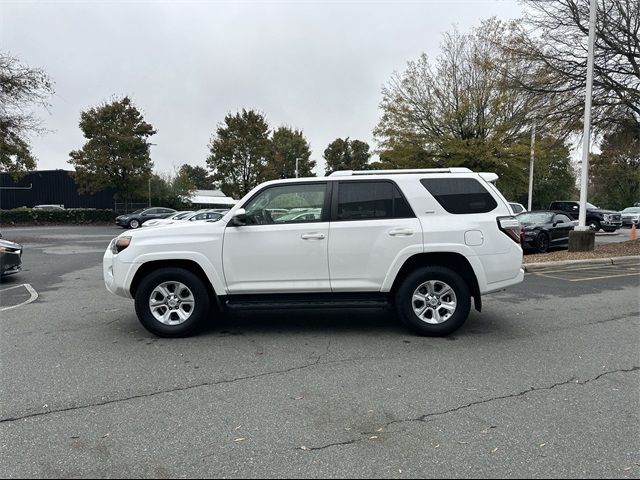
(135, 267), (210, 337)
(395, 266), (471, 336)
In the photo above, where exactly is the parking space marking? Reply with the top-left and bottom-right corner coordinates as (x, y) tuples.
(532, 263), (640, 282)
(0, 284), (39, 312)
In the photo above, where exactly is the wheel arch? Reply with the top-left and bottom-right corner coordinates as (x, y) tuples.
(389, 252), (482, 312)
(130, 260), (220, 309)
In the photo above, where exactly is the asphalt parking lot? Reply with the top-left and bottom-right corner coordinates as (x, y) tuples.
(1, 225), (638, 479)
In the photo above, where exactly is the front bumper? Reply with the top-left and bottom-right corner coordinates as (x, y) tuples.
(103, 248), (136, 298)
(1, 251), (22, 276)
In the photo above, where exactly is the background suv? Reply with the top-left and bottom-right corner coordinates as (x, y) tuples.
(115, 207), (177, 229)
(549, 201), (622, 232)
(104, 168), (524, 337)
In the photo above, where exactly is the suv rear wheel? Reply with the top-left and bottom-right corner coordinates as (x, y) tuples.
(395, 266), (471, 336)
(135, 267), (210, 337)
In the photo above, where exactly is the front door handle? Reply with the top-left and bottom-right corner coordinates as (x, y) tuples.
(388, 228), (414, 237)
(301, 232), (326, 240)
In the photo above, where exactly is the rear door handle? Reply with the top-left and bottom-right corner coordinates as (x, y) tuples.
(389, 228), (414, 237)
(301, 232), (326, 240)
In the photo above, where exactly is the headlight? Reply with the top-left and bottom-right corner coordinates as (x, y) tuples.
(0, 246), (20, 253)
(111, 236), (132, 254)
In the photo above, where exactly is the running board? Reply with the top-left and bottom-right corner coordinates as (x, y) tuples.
(221, 293), (390, 311)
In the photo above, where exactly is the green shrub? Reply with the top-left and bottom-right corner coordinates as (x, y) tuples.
(0, 208), (117, 225)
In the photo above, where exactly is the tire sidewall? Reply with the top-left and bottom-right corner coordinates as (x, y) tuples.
(135, 268), (210, 337)
(537, 232), (549, 253)
(395, 266), (471, 336)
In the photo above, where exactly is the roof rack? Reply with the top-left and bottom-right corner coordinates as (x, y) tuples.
(329, 168), (472, 177)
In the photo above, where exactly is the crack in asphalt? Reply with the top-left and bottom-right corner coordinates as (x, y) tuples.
(0, 339), (340, 425)
(296, 366), (640, 452)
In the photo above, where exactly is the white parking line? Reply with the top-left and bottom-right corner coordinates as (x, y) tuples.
(0, 284), (39, 312)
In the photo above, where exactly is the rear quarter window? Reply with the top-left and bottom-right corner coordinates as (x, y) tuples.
(420, 178), (498, 214)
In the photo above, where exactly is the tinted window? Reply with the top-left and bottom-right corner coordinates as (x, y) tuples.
(144, 208), (160, 215)
(421, 178), (497, 214)
(337, 181), (414, 221)
(244, 183), (327, 225)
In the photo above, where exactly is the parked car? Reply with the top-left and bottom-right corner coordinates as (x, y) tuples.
(104, 167), (524, 338)
(517, 211), (576, 253)
(33, 204), (64, 210)
(621, 207), (640, 226)
(186, 209), (226, 222)
(509, 202), (526, 215)
(142, 211), (195, 228)
(115, 207), (177, 229)
(548, 201), (622, 232)
(0, 234), (23, 277)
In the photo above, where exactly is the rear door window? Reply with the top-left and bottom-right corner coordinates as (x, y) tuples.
(335, 181), (414, 221)
(420, 178), (497, 214)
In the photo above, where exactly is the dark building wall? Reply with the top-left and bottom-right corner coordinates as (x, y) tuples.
(0, 170), (115, 209)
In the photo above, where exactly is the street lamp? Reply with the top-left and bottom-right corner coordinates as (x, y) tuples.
(527, 122), (536, 211)
(295, 157), (300, 178)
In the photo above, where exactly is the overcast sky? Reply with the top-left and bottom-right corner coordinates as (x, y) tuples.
(1, 0), (524, 176)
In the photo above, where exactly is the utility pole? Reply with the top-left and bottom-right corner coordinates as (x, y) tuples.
(527, 122), (536, 211)
(148, 176), (151, 208)
(295, 158), (300, 179)
(569, 0), (597, 251)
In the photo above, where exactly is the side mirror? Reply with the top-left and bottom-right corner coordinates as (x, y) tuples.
(230, 208), (247, 227)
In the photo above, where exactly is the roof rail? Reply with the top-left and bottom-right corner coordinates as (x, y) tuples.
(329, 168), (472, 177)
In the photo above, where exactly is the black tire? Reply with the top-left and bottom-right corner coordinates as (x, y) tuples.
(603, 227), (617, 233)
(129, 219), (140, 229)
(536, 232), (550, 253)
(395, 266), (471, 336)
(134, 267), (211, 337)
(588, 219), (601, 232)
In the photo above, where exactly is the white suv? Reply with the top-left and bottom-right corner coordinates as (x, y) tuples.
(104, 168), (524, 337)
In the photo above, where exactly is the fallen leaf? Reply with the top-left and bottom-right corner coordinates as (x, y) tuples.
(623, 467), (632, 472)
(300, 446), (309, 451)
(256, 352), (264, 356)
(70, 436), (80, 439)
(294, 396), (304, 400)
(434, 444), (440, 448)
(376, 428), (383, 432)
(234, 425), (241, 431)
(539, 443), (546, 448)
(102, 433), (110, 438)
(369, 435), (379, 440)
(233, 437), (246, 443)
(491, 447), (498, 454)
(457, 441), (468, 445)
(367, 410), (374, 414)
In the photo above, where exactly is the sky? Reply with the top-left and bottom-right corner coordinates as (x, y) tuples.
(1, 0), (524, 177)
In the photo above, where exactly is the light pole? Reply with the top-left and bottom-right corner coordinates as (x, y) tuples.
(527, 122), (536, 211)
(569, 0), (597, 251)
(295, 157), (300, 178)
(576, 0), (597, 232)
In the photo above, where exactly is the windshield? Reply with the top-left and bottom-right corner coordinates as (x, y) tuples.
(517, 212), (552, 224)
(623, 207), (640, 213)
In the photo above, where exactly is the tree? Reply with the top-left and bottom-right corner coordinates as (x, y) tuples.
(206, 109), (272, 199)
(68, 97), (156, 205)
(0, 52), (54, 178)
(590, 120), (640, 210)
(529, 138), (577, 210)
(373, 20), (567, 199)
(501, 0), (640, 134)
(267, 127), (316, 179)
(150, 170), (192, 210)
(323, 137), (371, 175)
(175, 164), (213, 191)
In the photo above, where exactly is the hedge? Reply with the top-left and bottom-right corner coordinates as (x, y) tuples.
(0, 208), (117, 225)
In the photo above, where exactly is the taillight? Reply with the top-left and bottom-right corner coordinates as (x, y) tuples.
(497, 216), (521, 244)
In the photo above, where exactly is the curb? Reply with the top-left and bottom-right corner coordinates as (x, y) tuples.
(523, 255), (640, 273)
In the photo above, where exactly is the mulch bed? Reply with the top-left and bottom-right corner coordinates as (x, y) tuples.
(523, 239), (640, 264)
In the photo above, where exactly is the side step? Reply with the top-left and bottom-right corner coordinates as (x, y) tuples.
(222, 293), (390, 311)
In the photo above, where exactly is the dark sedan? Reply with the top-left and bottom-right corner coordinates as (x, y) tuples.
(115, 207), (177, 229)
(517, 211), (576, 253)
(0, 236), (23, 277)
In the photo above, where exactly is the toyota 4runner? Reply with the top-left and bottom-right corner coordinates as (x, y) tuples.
(104, 168), (524, 337)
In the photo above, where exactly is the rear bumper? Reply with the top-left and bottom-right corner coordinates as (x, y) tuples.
(483, 268), (525, 294)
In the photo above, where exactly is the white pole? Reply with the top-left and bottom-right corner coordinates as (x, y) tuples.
(577, 0), (597, 231)
(148, 176), (151, 207)
(528, 122), (536, 211)
(295, 158), (299, 178)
